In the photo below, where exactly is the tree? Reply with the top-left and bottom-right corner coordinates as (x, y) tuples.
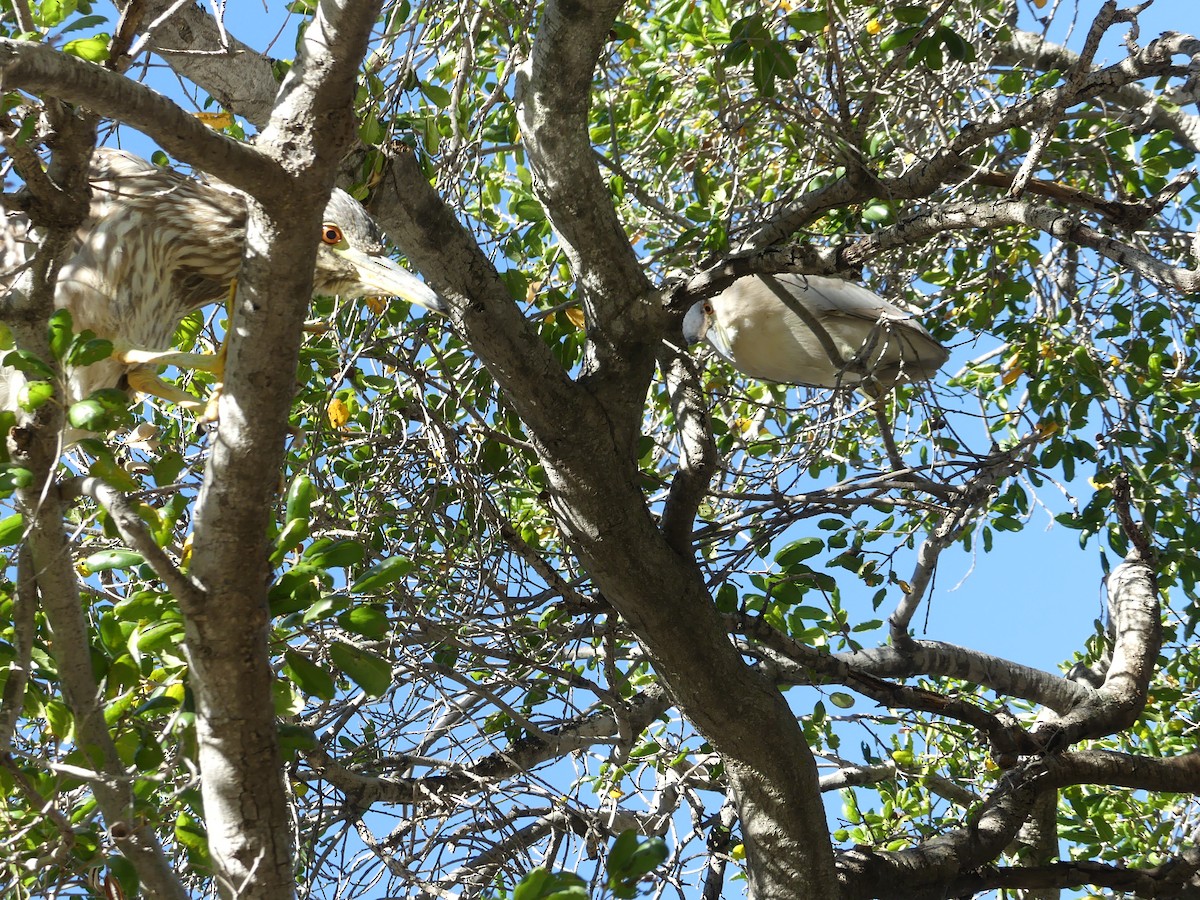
(0, 0), (1198, 897)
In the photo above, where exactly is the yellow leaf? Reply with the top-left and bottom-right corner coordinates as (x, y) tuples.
(180, 533), (193, 569)
(1001, 353), (1024, 386)
(327, 397), (350, 429)
(163, 682), (186, 704)
(364, 296), (387, 317)
(898, 580), (912, 594)
(564, 306), (586, 329)
(525, 280), (543, 304)
(866, 18), (881, 35)
(1032, 0), (1047, 7)
(193, 110), (234, 130)
(731, 843), (745, 861)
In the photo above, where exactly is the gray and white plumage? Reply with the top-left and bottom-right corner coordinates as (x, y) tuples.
(2, 148), (446, 408)
(682, 274), (948, 389)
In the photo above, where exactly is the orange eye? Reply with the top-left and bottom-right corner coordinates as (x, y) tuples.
(703, 301), (714, 314)
(321, 224), (344, 245)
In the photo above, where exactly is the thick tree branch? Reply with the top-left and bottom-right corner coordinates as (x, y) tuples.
(657, 338), (718, 554)
(0, 545), (37, 748)
(514, 0), (659, 451)
(115, 0), (280, 127)
(178, 2), (387, 896)
(0, 38), (273, 192)
(514, 0), (650, 334)
(372, 149), (581, 447)
(838, 758), (1048, 899)
(1034, 555), (1160, 747)
(833, 640), (1094, 715)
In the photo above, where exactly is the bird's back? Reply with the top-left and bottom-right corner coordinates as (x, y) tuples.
(715, 275), (948, 387)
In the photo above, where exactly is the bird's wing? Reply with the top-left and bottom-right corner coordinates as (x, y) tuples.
(771, 274), (914, 321)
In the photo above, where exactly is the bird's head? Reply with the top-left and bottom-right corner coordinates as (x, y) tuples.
(312, 190), (448, 315)
(682, 300), (715, 345)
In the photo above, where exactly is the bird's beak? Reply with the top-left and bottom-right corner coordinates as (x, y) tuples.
(339, 246), (449, 315)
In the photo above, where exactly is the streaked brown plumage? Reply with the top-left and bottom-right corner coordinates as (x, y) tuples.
(2, 148), (446, 414)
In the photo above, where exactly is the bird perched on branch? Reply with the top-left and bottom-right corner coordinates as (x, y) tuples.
(682, 274), (948, 390)
(2, 147), (446, 421)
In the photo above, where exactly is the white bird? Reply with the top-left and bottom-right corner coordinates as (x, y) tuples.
(682, 274), (948, 389)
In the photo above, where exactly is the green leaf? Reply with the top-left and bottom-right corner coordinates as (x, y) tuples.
(420, 81), (451, 109)
(271, 518), (310, 566)
(65, 336), (113, 367)
(285, 473), (315, 522)
(88, 456), (141, 492)
(133, 618), (183, 655)
(861, 202), (892, 223)
(329, 641), (392, 696)
(57, 13), (109, 34)
(337, 605), (390, 640)
(63, 34), (111, 62)
(47, 309), (74, 359)
(0, 513), (24, 546)
(304, 538), (365, 570)
(153, 451), (186, 487)
(350, 555), (413, 593)
(0, 465), (34, 491)
(513, 867), (550, 900)
(879, 25), (920, 52)
(18, 380), (54, 412)
(32, 0), (76, 28)
(67, 400), (107, 432)
(776, 537), (823, 567)
(81, 549), (145, 575)
(787, 10), (828, 32)
(608, 830), (639, 874)
(830, 692), (856, 709)
(283, 650), (336, 701)
(4, 349), (54, 380)
(893, 5), (929, 24)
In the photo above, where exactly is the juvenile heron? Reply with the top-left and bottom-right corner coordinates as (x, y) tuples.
(682, 274), (948, 389)
(2, 148), (446, 416)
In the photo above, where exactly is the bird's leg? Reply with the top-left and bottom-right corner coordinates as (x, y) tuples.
(124, 365), (207, 412)
(115, 346), (226, 372)
(112, 277), (234, 420)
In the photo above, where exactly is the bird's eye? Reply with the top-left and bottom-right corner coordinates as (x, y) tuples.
(703, 302), (714, 314)
(321, 224), (344, 246)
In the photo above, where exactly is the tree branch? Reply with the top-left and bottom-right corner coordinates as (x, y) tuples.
(116, 0), (280, 127)
(179, 1), (387, 895)
(996, 26), (1200, 151)
(741, 30), (1199, 250)
(0, 37), (273, 191)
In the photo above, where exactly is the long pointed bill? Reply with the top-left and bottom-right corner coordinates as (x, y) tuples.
(340, 247), (449, 315)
